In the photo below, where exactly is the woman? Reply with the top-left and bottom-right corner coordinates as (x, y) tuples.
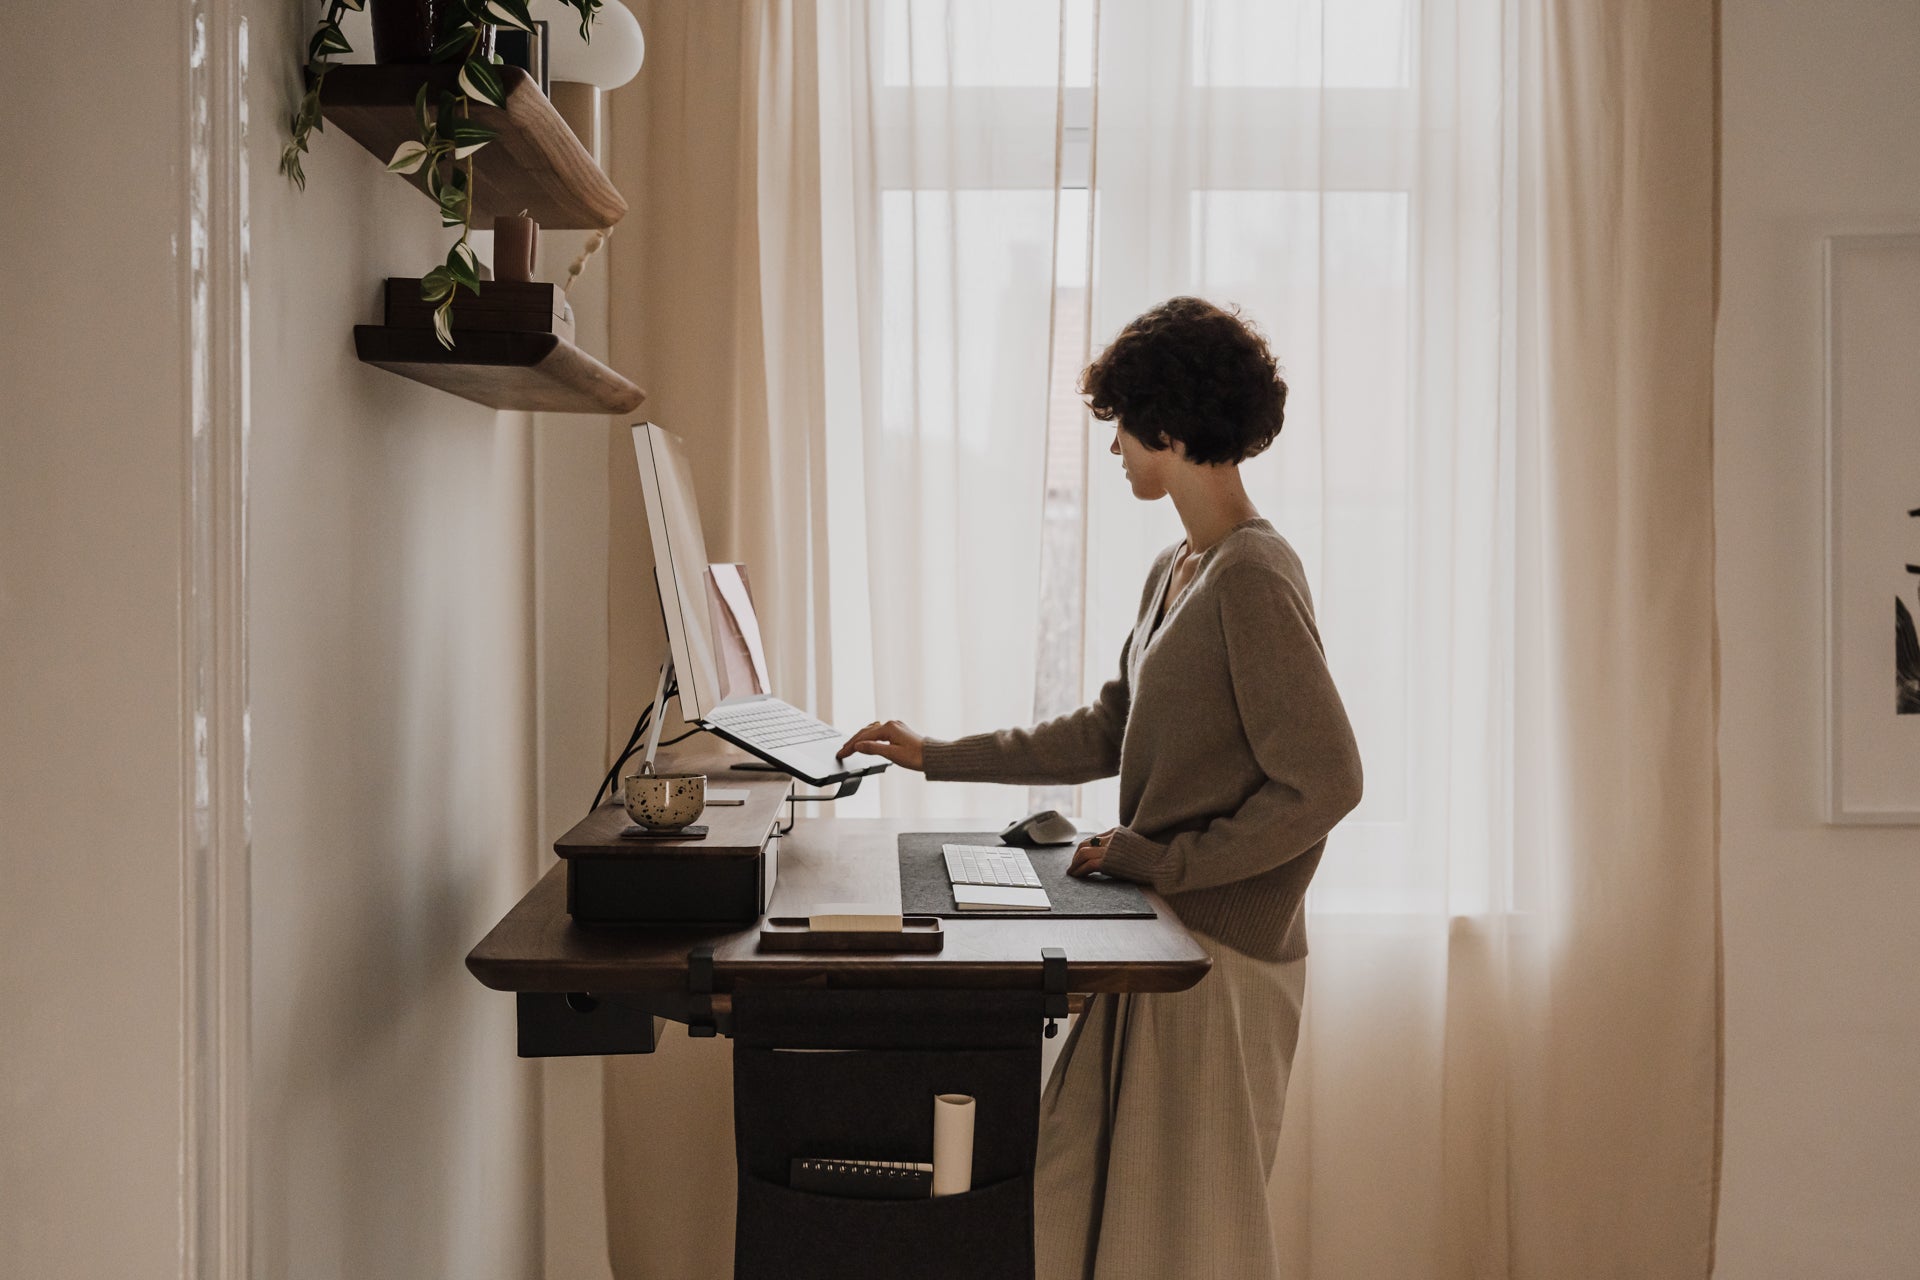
(837, 296), (1363, 1280)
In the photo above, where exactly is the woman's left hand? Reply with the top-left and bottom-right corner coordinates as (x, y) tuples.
(1070, 827), (1121, 878)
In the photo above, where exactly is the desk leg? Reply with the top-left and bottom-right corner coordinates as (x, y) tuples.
(729, 989), (1044, 1280)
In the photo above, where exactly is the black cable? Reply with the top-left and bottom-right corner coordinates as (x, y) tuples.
(589, 704), (650, 814)
(600, 721), (702, 803)
(588, 678), (686, 815)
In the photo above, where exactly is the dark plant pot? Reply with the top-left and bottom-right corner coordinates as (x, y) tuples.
(370, 0), (438, 64)
(370, 0), (497, 65)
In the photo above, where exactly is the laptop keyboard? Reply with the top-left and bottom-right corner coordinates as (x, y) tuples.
(707, 701), (841, 750)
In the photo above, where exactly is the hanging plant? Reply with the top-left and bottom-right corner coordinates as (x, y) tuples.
(281, 0), (605, 348)
(280, 0), (362, 191)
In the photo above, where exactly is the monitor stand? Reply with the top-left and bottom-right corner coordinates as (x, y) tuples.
(638, 656), (677, 777)
(642, 656), (870, 802)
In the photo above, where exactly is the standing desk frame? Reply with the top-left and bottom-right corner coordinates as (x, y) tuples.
(467, 751), (1211, 1279)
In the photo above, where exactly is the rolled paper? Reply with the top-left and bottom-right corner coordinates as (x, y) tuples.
(931, 1093), (975, 1197)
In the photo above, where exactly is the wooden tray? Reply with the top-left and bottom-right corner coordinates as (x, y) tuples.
(757, 917), (945, 953)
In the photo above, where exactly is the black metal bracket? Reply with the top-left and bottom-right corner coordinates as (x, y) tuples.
(688, 944), (718, 1038)
(772, 774), (866, 836)
(1042, 946), (1069, 1039)
(808, 774), (868, 801)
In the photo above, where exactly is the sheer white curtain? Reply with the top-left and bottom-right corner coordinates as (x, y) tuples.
(813, 0), (1074, 822)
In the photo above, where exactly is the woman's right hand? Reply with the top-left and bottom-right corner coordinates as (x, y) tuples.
(836, 719), (927, 772)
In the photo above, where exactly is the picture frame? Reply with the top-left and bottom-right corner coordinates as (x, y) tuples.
(1824, 233), (1920, 824)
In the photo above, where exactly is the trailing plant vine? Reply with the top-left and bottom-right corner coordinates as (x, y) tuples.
(281, 0), (361, 191)
(283, 0), (605, 348)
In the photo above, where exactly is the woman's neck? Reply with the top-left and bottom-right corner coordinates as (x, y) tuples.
(1169, 462), (1260, 556)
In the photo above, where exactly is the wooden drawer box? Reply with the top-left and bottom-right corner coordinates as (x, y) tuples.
(553, 776), (788, 925)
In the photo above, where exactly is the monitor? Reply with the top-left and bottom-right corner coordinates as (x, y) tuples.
(632, 423), (726, 720)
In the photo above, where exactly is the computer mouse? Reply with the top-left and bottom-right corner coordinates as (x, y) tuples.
(1000, 809), (1081, 847)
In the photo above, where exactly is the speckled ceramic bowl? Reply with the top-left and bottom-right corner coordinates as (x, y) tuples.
(623, 771), (707, 831)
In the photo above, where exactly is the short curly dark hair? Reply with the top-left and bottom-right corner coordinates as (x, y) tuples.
(1079, 296), (1287, 465)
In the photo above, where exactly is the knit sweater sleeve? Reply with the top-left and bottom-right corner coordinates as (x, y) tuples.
(1099, 562), (1363, 893)
(920, 633), (1132, 786)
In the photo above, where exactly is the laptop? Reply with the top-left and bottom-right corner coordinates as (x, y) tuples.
(633, 423), (888, 789)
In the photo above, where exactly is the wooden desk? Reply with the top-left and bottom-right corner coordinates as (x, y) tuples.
(468, 816), (1210, 998)
(465, 754), (1211, 1280)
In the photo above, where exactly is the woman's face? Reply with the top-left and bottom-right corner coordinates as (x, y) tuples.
(1112, 423), (1177, 500)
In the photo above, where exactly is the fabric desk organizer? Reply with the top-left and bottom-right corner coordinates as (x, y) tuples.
(731, 989), (1042, 1280)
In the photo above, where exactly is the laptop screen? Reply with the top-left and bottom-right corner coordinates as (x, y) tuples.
(705, 563), (770, 702)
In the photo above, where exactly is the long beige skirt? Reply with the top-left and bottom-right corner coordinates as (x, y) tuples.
(1034, 931), (1307, 1280)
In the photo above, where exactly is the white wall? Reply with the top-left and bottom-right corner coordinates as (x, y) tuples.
(1716, 2), (1920, 1275)
(244, 4), (610, 1277)
(0, 7), (194, 1276)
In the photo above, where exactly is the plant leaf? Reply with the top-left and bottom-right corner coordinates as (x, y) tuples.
(449, 121), (498, 145)
(338, 0), (366, 10)
(438, 183), (469, 227)
(420, 267), (457, 304)
(568, 0), (603, 41)
(433, 300), (455, 349)
(458, 57), (507, 107)
(307, 22), (351, 59)
(449, 121), (498, 159)
(430, 30), (474, 63)
(387, 139), (431, 174)
(447, 239), (482, 290)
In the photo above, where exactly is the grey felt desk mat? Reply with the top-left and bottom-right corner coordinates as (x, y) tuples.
(898, 832), (1157, 919)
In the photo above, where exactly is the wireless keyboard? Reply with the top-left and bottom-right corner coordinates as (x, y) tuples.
(941, 844), (1051, 911)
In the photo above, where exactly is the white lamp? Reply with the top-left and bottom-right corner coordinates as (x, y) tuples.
(536, 0), (645, 159)
(539, 0), (646, 89)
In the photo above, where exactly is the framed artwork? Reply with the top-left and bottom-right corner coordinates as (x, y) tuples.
(1825, 233), (1920, 824)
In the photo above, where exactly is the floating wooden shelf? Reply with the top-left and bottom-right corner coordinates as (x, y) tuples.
(355, 326), (646, 414)
(319, 64), (626, 230)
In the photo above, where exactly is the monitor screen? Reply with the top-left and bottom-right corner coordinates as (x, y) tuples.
(632, 423), (725, 719)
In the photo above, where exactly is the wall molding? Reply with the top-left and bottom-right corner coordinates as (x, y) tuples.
(181, 0), (250, 1276)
